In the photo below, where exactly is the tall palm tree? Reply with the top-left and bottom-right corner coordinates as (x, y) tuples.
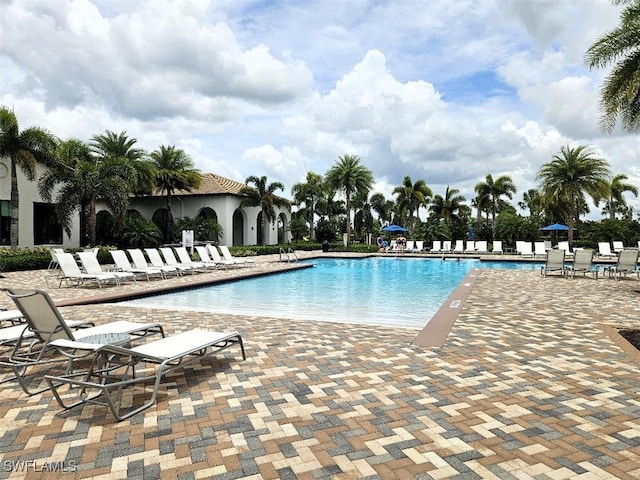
(392, 175), (432, 231)
(585, 0), (640, 132)
(150, 145), (202, 243)
(474, 173), (517, 226)
(603, 173), (639, 219)
(370, 192), (394, 226)
(429, 186), (466, 229)
(518, 188), (544, 220)
(240, 175), (288, 245)
(291, 171), (325, 240)
(537, 145), (611, 244)
(325, 154), (374, 246)
(90, 131), (154, 239)
(42, 138), (141, 246)
(0, 106), (58, 248)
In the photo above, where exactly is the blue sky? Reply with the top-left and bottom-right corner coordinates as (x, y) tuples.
(1, 0), (637, 218)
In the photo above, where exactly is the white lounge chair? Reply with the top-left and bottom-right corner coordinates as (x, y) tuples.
(413, 240), (424, 252)
(77, 251), (135, 285)
(194, 245), (222, 269)
(129, 248), (180, 277)
(158, 247), (200, 274)
(110, 250), (165, 281)
(475, 241), (488, 254)
(144, 248), (189, 275)
(404, 240), (415, 252)
(206, 244), (238, 268)
(492, 241), (503, 254)
(48, 247), (64, 270)
(174, 246), (208, 270)
(613, 241), (625, 253)
(520, 242), (533, 258)
(2, 288), (164, 395)
(464, 241), (475, 254)
(219, 246), (256, 267)
(45, 329), (245, 421)
(453, 240), (464, 254)
(540, 249), (566, 277)
(598, 242), (617, 259)
(441, 240), (452, 253)
(55, 252), (119, 288)
(534, 241), (547, 258)
(431, 240), (441, 253)
(0, 309), (24, 325)
(557, 241), (574, 259)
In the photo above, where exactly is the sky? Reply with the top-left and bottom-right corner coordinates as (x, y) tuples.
(1, 0), (638, 219)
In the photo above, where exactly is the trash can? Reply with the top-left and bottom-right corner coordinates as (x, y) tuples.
(322, 240), (330, 252)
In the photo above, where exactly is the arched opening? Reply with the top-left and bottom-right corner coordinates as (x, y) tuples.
(152, 208), (173, 244)
(278, 213), (287, 244)
(197, 207), (217, 223)
(95, 210), (115, 246)
(232, 209), (244, 246)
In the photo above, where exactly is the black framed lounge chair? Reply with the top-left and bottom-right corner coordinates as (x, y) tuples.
(540, 249), (566, 277)
(45, 329), (245, 421)
(606, 248), (640, 280)
(1, 288), (164, 395)
(567, 249), (598, 279)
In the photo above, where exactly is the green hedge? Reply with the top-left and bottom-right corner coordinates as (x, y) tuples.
(0, 248), (51, 272)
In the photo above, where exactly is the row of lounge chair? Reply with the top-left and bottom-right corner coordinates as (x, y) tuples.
(50, 244), (255, 288)
(540, 248), (640, 280)
(0, 288), (245, 421)
(430, 240), (496, 254)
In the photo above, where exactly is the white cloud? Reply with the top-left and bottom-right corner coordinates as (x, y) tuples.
(1, 0), (638, 221)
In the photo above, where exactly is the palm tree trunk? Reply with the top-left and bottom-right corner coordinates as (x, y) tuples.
(9, 159), (19, 250)
(88, 197), (97, 247)
(609, 197), (615, 220)
(345, 192), (352, 246)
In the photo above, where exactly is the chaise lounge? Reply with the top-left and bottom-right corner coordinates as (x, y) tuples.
(45, 329), (246, 421)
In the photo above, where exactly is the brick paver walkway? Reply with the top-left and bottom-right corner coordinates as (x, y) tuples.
(1, 253), (639, 479)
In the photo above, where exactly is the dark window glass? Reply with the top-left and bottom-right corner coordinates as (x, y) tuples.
(33, 203), (63, 245)
(0, 200), (9, 245)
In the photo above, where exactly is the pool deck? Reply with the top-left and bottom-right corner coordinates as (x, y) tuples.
(1, 251), (640, 479)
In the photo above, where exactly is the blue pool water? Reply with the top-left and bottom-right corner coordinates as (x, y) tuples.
(123, 257), (539, 329)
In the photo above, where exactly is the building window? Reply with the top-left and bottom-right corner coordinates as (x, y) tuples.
(0, 200), (9, 245)
(33, 203), (63, 245)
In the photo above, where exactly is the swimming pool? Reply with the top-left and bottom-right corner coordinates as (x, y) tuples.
(123, 257), (540, 329)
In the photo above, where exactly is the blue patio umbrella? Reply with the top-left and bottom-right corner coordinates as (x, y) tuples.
(540, 223), (570, 231)
(382, 224), (408, 232)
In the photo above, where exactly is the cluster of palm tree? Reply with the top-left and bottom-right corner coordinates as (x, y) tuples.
(0, 106), (203, 248)
(290, 145), (639, 248)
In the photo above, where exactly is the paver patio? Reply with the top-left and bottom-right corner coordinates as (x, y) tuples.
(0, 252), (639, 479)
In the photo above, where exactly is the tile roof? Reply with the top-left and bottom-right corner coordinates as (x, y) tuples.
(147, 173), (247, 197)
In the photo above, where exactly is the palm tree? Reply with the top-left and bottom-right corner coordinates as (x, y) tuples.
(240, 175), (288, 245)
(518, 188), (544, 220)
(150, 145), (203, 243)
(429, 186), (467, 229)
(90, 131), (154, 239)
(325, 154), (374, 246)
(537, 145), (611, 244)
(392, 176), (432, 231)
(474, 173), (517, 226)
(603, 173), (639, 219)
(0, 106), (58, 248)
(291, 171), (324, 240)
(370, 192), (394, 227)
(40, 138), (142, 246)
(585, 0), (640, 132)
